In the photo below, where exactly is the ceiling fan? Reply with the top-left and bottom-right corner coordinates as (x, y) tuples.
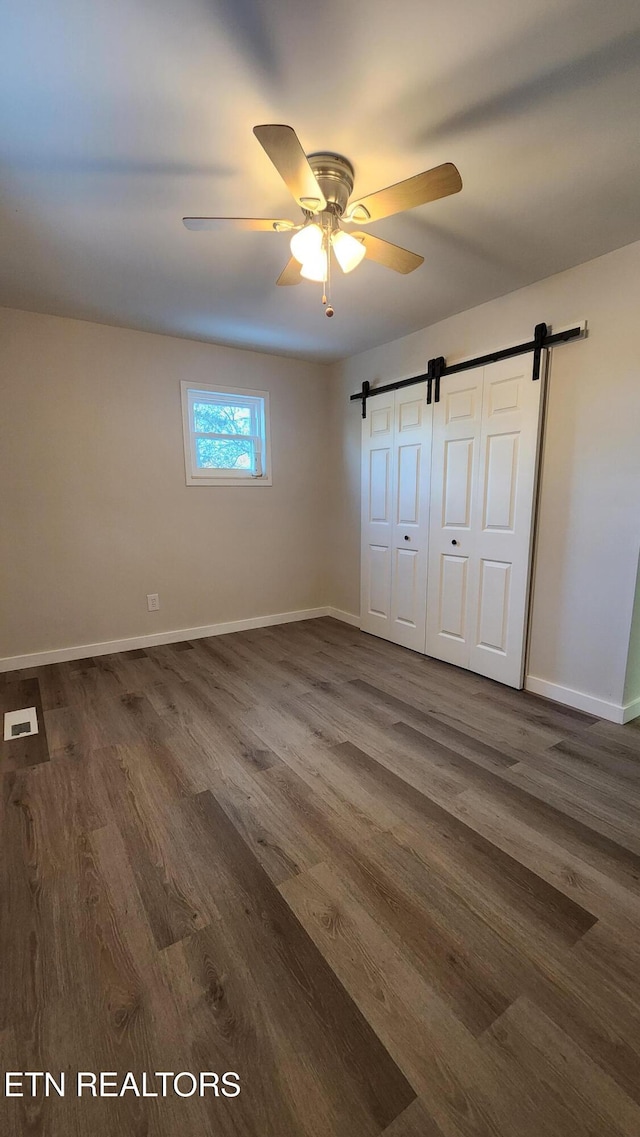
(183, 124), (462, 316)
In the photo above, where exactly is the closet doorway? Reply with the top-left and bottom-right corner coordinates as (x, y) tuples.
(360, 355), (545, 688)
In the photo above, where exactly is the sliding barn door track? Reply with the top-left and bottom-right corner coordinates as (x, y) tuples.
(350, 322), (584, 417)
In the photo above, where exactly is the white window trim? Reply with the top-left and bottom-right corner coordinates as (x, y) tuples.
(180, 381), (272, 487)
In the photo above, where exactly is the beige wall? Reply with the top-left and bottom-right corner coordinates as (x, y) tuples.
(623, 556), (640, 710)
(328, 240), (640, 714)
(0, 308), (330, 660)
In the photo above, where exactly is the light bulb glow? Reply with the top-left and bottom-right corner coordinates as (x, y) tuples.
(331, 229), (367, 273)
(290, 223), (323, 264)
(300, 248), (328, 282)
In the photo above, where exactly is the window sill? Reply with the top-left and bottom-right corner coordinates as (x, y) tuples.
(185, 474), (273, 487)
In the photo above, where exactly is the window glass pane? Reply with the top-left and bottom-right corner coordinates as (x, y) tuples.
(192, 401), (252, 435)
(195, 436), (254, 471)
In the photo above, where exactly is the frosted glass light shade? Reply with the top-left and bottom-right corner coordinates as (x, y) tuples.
(300, 248), (328, 282)
(331, 229), (366, 273)
(290, 223), (323, 264)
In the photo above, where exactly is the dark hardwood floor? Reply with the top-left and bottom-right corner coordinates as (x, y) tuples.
(1, 616), (640, 1136)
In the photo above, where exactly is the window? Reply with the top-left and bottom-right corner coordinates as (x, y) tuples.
(181, 382), (271, 486)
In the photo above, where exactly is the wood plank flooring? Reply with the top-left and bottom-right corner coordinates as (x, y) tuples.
(1, 617), (640, 1135)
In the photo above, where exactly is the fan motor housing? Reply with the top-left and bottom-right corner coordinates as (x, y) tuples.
(307, 152), (354, 217)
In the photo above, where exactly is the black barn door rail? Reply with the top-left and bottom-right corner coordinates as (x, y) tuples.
(350, 322), (583, 418)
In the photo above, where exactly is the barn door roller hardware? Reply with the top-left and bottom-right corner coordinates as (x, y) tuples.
(351, 321), (584, 418)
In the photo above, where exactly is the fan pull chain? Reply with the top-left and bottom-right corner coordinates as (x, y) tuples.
(321, 221), (328, 306)
(324, 218), (334, 317)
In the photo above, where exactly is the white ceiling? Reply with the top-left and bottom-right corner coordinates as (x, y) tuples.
(2, 0), (640, 362)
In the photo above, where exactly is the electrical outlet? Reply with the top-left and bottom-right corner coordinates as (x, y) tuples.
(147, 593), (160, 612)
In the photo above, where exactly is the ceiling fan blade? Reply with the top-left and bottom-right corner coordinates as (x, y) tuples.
(276, 258), (302, 286)
(253, 125), (327, 213)
(346, 163), (462, 224)
(351, 232), (424, 274)
(183, 217), (296, 231)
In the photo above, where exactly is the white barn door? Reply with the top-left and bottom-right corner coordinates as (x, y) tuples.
(361, 392), (395, 641)
(361, 383), (432, 651)
(425, 367), (484, 669)
(426, 355), (544, 687)
(389, 386), (432, 651)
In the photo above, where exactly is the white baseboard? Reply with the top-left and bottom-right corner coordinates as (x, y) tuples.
(326, 607), (361, 628)
(622, 695), (640, 725)
(0, 606), (340, 673)
(524, 675), (639, 724)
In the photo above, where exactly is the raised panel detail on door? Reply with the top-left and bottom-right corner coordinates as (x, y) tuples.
(370, 407), (391, 435)
(488, 377), (520, 415)
(443, 438), (474, 527)
(394, 549), (419, 626)
(366, 545), (392, 618)
(438, 555), (468, 640)
(483, 432), (519, 531)
(399, 399), (422, 432)
(397, 444), (421, 524)
(445, 387), (478, 423)
(476, 560), (511, 653)
(369, 448), (391, 522)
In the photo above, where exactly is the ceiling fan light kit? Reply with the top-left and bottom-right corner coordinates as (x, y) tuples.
(331, 229), (367, 273)
(300, 247), (328, 283)
(290, 221), (323, 263)
(183, 125), (462, 317)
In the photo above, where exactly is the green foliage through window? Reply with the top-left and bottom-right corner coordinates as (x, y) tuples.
(196, 437), (253, 470)
(193, 402), (251, 435)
